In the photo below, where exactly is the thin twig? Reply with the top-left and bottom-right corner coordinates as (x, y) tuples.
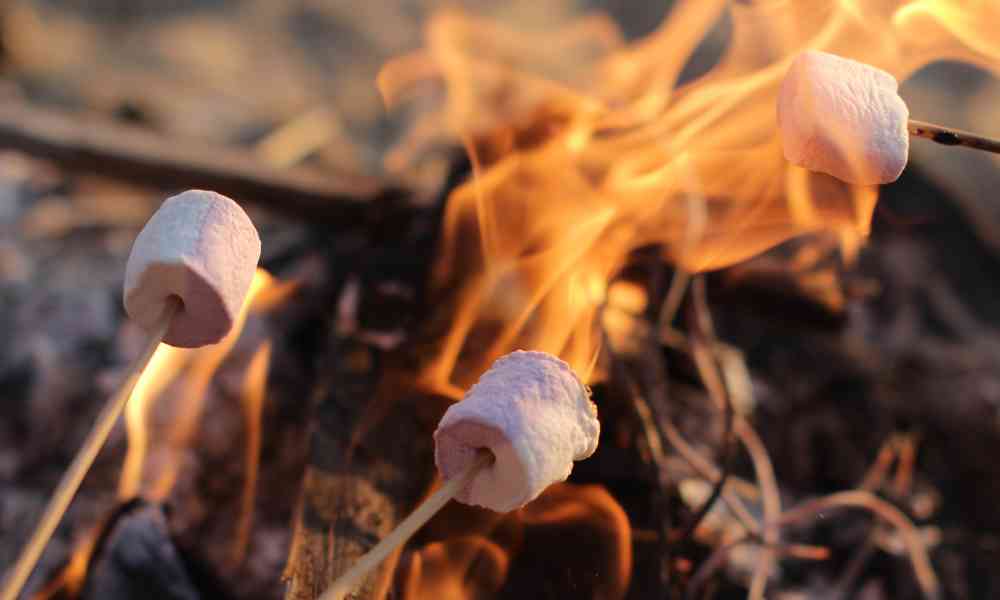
(657, 268), (690, 335)
(686, 537), (829, 600)
(685, 276), (782, 598)
(600, 309), (672, 486)
(675, 278), (735, 544)
(829, 534), (879, 600)
(893, 434), (918, 498)
(779, 490), (940, 600)
(598, 305), (677, 588)
(833, 434), (918, 598)
(686, 537), (747, 599)
(658, 418), (761, 536)
(739, 422), (781, 600)
(860, 434), (902, 492)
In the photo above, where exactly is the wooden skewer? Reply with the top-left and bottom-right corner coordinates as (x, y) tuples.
(0, 298), (180, 600)
(908, 119), (1000, 155)
(319, 450), (494, 600)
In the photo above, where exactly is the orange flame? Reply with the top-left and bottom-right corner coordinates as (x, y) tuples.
(231, 340), (272, 566)
(399, 537), (509, 599)
(118, 344), (186, 499)
(380, 0), (1000, 391)
(146, 268), (277, 500)
(117, 269), (277, 501)
(373, 4), (1000, 593)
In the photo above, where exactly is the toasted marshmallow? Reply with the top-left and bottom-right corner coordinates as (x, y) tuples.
(124, 190), (261, 347)
(434, 351), (600, 512)
(778, 50), (909, 185)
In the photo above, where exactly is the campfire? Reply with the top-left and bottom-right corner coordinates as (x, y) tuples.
(2, 1), (1000, 599)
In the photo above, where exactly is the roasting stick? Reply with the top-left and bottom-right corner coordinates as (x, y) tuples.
(0, 190), (261, 600)
(321, 450), (493, 600)
(0, 300), (177, 600)
(321, 351), (601, 600)
(908, 119), (1000, 154)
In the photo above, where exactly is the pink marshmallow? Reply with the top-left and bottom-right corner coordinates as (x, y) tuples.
(778, 50), (910, 185)
(124, 190), (261, 348)
(434, 350), (600, 512)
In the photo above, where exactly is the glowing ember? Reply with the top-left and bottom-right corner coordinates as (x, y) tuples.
(403, 483), (631, 599)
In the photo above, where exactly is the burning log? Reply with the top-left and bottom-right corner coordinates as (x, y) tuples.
(281, 342), (437, 600)
(0, 191), (262, 600)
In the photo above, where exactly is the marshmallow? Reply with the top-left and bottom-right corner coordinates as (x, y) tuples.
(434, 350), (600, 512)
(777, 50), (909, 185)
(124, 190), (261, 348)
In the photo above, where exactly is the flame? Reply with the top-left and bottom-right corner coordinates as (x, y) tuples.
(399, 537), (510, 599)
(44, 269), (289, 597)
(30, 501), (146, 600)
(118, 344), (187, 499)
(231, 340), (272, 566)
(31, 528), (97, 600)
(403, 483), (631, 600)
(381, 0), (1000, 392)
(146, 269), (276, 500)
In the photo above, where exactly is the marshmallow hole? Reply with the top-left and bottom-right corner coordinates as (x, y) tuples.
(435, 421), (529, 512)
(126, 261), (233, 347)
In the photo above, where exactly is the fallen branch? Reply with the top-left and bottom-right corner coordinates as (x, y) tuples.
(283, 337), (435, 600)
(0, 100), (407, 221)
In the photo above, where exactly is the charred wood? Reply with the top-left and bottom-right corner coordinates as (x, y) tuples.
(81, 502), (201, 600)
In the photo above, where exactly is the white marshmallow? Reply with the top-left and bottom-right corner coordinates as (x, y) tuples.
(124, 190), (261, 348)
(778, 50), (909, 185)
(434, 350), (600, 512)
